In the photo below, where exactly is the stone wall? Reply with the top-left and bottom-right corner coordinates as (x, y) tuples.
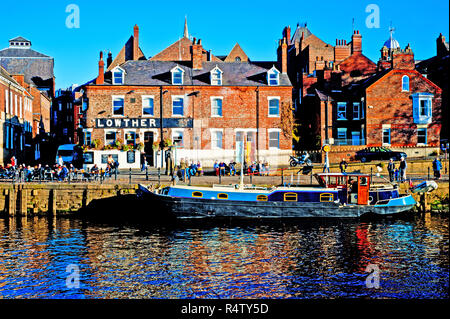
(0, 183), (136, 217)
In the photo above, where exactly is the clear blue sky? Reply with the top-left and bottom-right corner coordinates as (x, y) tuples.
(1, 0), (448, 90)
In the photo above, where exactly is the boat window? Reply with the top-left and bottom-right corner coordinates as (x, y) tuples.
(192, 191), (203, 198)
(217, 193), (228, 199)
(284, 192), (298, 202)
(257, 195), (268, 201)
(360, 177), (368, 186)
(320, 193), (334, 202)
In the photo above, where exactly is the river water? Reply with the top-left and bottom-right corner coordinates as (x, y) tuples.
(0, 213), (448, 299)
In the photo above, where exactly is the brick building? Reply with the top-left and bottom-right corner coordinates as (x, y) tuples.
(80, 24), (293, 168)
(416, 33), (449, 142)
(0, 66), (34, 165)
(0, 36), (53, 163)
(297, 29), (442, 162)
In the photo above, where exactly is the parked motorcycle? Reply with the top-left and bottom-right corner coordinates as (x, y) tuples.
(289, 152), (312, 167)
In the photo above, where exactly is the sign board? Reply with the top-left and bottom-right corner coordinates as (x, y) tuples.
(95, 118), (193, 129)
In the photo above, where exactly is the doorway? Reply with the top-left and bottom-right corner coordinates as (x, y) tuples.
(143, 131), (154, 166)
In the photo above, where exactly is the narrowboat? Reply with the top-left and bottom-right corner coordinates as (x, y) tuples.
(137, 172), (417, 219)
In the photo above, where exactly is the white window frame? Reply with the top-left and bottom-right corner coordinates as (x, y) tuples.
(124, 130), (137, 146)
(210, 66), (223, 85)
(402, 75), (409, 92)
(417, 125), (427, 145)
(171, 66), (185, 85)
(210, 129), (223, 149)
(142, 95), (155, 117)
(172, 129), (184, 146)
(337, 127), (347, 139)
(112, 95), (125, 117)
(382, 124), (391, 146)
(105, 130), (118, 146)
(171, 95), (185, 117)
(268, 128), (281, 149)
(337, 102), (347, 120)
(267, 66), (280, 86)
(112, 66), (125, 85)
(210, 96), (223, 117)
(352, 102), (360, 120)
(267, 97), (280, 117)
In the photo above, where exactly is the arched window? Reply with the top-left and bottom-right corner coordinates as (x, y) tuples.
(235, 56), (241, 62)
(402, 75), (409, 91)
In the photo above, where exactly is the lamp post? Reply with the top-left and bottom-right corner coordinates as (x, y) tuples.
(160, 87), (168, 168)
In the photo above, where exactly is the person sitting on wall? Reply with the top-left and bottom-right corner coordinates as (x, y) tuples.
(213, 161), (219, 176)
(219, 161), (226, 176)
(196, 161), (203, 176)
(229, 161), (237, 176)
(339, 158), (348, 173)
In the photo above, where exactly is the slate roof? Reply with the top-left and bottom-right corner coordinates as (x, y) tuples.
(9, 36), (31, 43)
(0, 47), (50, 58)
(291, 24), (313, 43)
(103, 60), (292, 86)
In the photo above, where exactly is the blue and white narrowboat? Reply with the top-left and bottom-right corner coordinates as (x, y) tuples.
(137, 172), (417, 219)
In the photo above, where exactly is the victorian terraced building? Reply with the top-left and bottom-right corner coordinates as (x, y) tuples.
(80, 23), (293, 167)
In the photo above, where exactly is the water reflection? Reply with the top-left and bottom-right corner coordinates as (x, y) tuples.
(0, 214), (448, 299)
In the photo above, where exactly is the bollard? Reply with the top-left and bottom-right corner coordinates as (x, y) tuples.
(146, 166), (149, 181)
(188, 174), (191, 186)
(281, 168), (284, 185)
(250, 173), (252, 184)
(310, 169), (313, 185)
(428, 167), (430, 180)
(158, 168), (161, 184)
(370, 168), (373, 185)
(219, 172), (221, 184)
(129, 168), (132, 184)
(115, 168), (117, 180)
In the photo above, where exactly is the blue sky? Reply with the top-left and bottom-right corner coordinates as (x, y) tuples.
(1, 0), (448, 90)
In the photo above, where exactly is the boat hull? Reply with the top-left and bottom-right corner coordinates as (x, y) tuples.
(141, 191), (416, 219)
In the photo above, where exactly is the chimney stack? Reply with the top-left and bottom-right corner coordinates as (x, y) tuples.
(96, 51), (104, 85)
(277, 37), (288, 74)
(351, 30), (362, 54)
(133, 24), (139, 60)
(107, 51), (113, 68)
(191, 39), (203, 70)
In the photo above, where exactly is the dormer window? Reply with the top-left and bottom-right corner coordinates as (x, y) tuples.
(210, 66), (223, 85)
(112, 67), (125, 85)
(267, 67), (280, 86)
(171, 66), (184, 85)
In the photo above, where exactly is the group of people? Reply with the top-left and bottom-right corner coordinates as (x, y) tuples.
(386, 157), (408, 182)
(213, 160), (270, 177)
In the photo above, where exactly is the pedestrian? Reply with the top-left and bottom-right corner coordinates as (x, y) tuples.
(387, 158), (396, 182)
(339, 158), (348, 173)
(180, 158), (186, 181)
(57, 155), (64, 166)
(213, 160), (219, 176)
(399, 157), (407, 182)
(432, 157), (442, 180)
(10, 156), (16, 168)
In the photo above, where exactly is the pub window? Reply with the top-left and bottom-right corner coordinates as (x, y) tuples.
(112, 96), (124, 116)
(171, 66), (184, 85)
(267, 67), (280, 85)
(105, 131), (116, 145)
(210, 67), (223, 85)
(172, 130), (184, 146)
(172, 97), (184, 116)
(211, 130), (223, 149)
(125, 131), (136, 146)
(417, 128), (427, 145)
(142, 96), (154, 116)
